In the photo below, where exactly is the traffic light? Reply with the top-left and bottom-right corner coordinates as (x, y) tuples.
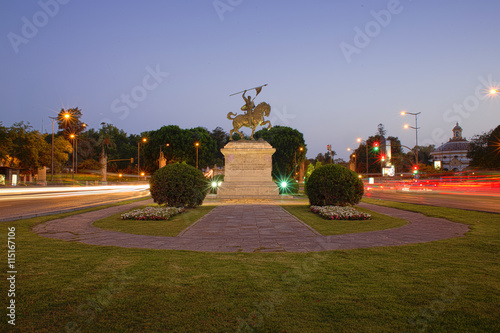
(373, 142), (379, 151)
(130, 158), (134, 163)
(413, 165), (419, 174)
(327, 144), (330, 151)
(381, 155), (386, 162)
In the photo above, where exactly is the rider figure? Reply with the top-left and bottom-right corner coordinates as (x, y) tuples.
(241, 90), (255, 124)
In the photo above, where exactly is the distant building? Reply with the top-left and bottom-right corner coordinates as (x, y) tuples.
(430, 123), (471, 171)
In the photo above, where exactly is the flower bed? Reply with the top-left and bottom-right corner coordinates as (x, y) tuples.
(121, 207), (185, 221)
(310, 206), (372, 220)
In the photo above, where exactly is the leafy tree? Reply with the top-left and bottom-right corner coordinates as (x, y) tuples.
(386, 136), (405, 172)
(6, 122), (56, 175)
(210, 127), (229, 166)
(96, 124), (118, 158)
(354, 128), (406, 173)
(314, 151), (336, 164)
(189, 127), (218, 169)
(416, 145), (435, 166)
(354, 135), (384, 174)
(82, 124), (135, 172)
(51, 136), (73, 172)
(254, 126), (307, 177)
(468, 124), (500, 168)
(377, 123), (387, 137)
(142, 125), (218, 172)
(0, 122), (12, 161)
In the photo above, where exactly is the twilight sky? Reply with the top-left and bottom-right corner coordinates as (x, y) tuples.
(1, 0), (499, 160)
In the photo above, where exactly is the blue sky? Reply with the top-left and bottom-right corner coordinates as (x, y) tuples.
(1, 0), (499, 160)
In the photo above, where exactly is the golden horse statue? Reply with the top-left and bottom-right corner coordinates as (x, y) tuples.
(227, 102), (272, 140)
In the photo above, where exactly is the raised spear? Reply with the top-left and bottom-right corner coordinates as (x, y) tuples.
(229, 84), (268, 96)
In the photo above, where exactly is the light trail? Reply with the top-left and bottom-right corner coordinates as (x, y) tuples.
(0, 184), (149, 197)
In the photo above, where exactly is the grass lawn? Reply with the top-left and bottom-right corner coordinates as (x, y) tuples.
(282, 205), (407, 235)
(4, 200), (499, 332)
(93, 205), (216, 237)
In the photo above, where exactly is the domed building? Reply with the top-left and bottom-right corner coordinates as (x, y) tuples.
(430, 123), (471, 171)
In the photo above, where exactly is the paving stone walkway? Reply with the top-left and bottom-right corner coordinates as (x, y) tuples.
(33, 200), (469, 253)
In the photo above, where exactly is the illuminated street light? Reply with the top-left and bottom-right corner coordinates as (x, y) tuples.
(401, 110), (421, 165)
(490, 88), (498, 94)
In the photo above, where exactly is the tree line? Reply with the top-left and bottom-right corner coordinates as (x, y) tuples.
(0, 108), (308, 178)
(1, 108), (497, 179)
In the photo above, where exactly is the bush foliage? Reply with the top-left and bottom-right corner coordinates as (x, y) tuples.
(305, 164), (364, 206)
(149, 163), (208, 207)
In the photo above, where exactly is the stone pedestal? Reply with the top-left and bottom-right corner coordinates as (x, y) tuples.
(217, 140), (279, 199)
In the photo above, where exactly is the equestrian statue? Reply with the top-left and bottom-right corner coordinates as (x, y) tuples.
(227, 84), (272, 140)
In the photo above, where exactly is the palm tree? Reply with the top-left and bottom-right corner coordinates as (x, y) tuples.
(97, 123), (117, 159)
(96, 124), (117, 181)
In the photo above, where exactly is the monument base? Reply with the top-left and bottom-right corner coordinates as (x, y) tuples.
(217, 140), (279, 199)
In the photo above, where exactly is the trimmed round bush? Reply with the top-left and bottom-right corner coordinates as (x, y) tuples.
(149, 163), (208, 207)
(305, 164), (364, 206)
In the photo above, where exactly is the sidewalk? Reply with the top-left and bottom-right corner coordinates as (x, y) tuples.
(33, 200), (469, 253)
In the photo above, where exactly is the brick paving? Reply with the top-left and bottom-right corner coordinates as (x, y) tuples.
(33, 200), (469, 253)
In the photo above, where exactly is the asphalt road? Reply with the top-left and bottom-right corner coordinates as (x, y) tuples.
(0, 185), (150, 221)
(365, 189), (500, 214)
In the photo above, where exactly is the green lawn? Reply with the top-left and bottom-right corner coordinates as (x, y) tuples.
(282, 205), (407, 235)
(4, 200), (499, 332)
(93, 205), (216, 237)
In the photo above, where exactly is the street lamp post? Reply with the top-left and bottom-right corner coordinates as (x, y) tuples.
(401, 111), (421, 165)
(75, 136), (78, 177)
(69, 134), (75, 179)
(48, 111), (71, 182)
(75, 123), (86, 177)
(195, 142), (200, 169)
(294, 146), (304, 180)
(138, 138), (147, 180)
(48, 116), (57, 182)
